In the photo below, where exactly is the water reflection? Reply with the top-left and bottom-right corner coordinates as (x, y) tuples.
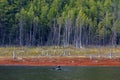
(0, 66), (120, 80)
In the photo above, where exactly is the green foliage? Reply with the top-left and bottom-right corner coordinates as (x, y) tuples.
(0, 0), (120, 46)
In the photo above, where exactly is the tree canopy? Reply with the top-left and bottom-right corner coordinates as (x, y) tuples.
(0, 0), (120, 47)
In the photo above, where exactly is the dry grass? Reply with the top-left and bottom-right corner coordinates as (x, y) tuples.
(0, 46), (120, 58)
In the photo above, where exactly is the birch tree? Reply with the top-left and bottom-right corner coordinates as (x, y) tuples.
(75, 9), (87, 48)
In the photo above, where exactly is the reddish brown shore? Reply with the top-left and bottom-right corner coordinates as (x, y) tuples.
(0, 57), (120, 66)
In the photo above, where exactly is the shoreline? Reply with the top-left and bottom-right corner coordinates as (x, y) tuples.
(0, 57), (120, 66)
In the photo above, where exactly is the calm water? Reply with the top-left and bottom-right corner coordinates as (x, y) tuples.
(0, 66), (120, 80)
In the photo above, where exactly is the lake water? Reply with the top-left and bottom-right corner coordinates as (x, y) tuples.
(0, 66), (120, 80)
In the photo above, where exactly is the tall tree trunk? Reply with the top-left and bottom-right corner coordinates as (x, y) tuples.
(112, 31), (117, 47)
(19, 14), (24, 46)
(112, 1), (118, 47)
(46, 19), (53, 46)
(79, 23), (82, 48)
(74, 26), (79, 48)
(63, 19), (72, 47)
(58, 24), (61, 45)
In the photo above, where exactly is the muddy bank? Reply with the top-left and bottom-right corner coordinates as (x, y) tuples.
(0, 57), (120, 66)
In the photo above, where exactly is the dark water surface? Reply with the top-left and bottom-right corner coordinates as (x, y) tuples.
(0, 66), (120, 80)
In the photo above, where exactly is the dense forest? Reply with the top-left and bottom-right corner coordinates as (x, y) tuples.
(0, 0), (120, 48)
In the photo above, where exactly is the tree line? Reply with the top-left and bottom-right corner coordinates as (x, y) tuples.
(0, 0), (120, 48)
